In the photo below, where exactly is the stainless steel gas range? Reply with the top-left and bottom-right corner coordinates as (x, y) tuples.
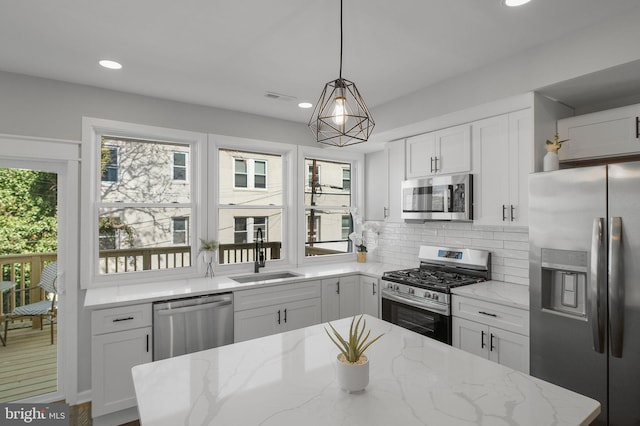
(381, 245), (491, 345)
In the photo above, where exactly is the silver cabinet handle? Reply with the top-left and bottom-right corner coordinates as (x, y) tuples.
(434, 157), (439, 173)
(589, 218), (606, 353)
(383, 207), (388, 218)
(430, 157), (434, 173)
(609, 217), (624, 358)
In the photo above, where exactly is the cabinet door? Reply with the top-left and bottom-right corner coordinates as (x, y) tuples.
(338, 275), (360, 319)
(386, 141), (405, 223)
(435, 124), (471, 175)
(321, 278), (341, 322)
(472, 115), (510, 226)
(234, 305), (281, 342)
(488, 327), (530, 374)
(452, 317), (489, 360)
(282, 298), (322, 332)
(365, 150), (388, 221)
(558, 104), (640, 161)
(359, 276), (379, 317)
(91, 327), (152, 417)
(508, 109), (532, 227)
(406, 132), (436, 178)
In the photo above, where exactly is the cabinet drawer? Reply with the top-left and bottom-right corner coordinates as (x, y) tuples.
(234, 280), (321, 311)
(92, 303), (152, 335)
(452, 295), (529, 336)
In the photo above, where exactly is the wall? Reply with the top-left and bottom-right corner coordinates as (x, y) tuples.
(367, 222), (529, 286)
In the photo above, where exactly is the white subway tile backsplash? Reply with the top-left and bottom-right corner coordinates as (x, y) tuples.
(369, 221), (530, 286)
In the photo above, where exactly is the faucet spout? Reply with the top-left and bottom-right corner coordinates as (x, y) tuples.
(254, 227), (266, 273)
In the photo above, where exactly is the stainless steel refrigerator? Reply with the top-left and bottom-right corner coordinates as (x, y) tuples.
(529, 161), (640, 425)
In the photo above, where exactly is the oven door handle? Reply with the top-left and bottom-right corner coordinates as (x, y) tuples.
(382, 291), (449, 315)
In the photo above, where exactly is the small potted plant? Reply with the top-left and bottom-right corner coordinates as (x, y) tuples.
(348, 232), (367, 263)
(198, 238), (219, 277)
(544, 134), (569, 171)
(325, 315), (384, 392)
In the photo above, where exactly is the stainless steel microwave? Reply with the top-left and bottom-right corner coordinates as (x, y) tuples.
(401, 174), (473, 221)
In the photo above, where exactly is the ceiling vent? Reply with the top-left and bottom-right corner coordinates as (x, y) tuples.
(264, 91), (297, 102)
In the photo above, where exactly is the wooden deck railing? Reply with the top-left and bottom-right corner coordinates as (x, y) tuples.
(1, 241), (340, 314)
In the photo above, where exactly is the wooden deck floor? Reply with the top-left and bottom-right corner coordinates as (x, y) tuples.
(0, 322), (57, 402)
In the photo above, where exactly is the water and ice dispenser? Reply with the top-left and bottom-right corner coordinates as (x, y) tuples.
(540, 248), (588, 319)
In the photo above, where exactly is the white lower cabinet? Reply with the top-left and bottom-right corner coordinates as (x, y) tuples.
(359, 276), (379, 317)
(452, 295), (529, 374)
(234, 280), (321, 342)
(91, 303), (152, 420)
(321, 275), (360, 322)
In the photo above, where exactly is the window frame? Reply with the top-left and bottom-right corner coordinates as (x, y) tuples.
(172, 151), (188, 182)
(233, 157), (268, 190)
(81, 118), (207, 288)
(171, 217), (189, 245)
(211, 136), (295, 275)
(101, 145), (119, 183)
(298, 147), (364, 265)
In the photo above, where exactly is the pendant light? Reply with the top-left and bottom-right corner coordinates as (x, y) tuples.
(308, 0), (374, 147)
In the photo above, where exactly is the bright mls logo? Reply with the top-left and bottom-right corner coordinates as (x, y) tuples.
(1, 403), (69, 425)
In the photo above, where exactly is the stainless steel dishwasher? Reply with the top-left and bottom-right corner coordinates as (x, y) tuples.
(153, 292), (233, 361)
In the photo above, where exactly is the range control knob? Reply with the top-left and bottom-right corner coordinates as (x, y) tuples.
(431, 294), (439, 301)
(424, 292), (431, 299)
(408, 288), (415, 295)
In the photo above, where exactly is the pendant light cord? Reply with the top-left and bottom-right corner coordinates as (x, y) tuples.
(339, 0), (343, 80)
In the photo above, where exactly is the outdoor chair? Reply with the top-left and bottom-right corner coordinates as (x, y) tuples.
(3, 262), (58, 345)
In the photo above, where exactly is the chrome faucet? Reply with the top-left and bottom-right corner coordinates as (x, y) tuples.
(254, 227), (266, 273)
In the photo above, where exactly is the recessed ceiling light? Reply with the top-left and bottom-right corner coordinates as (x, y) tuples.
(298, 102), (313, 109)
(99, 59), (122, 70)
(503, 0), (531, 6)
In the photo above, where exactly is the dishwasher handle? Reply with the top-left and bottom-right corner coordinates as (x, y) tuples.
(155, 298), (232, 316)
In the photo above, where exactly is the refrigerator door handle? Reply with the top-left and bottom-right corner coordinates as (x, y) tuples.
(589, 217), (606, 353)
(609, 216), (624, 358)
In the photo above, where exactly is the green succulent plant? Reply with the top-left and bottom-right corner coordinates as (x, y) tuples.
(325, 315), (384, 363)
(198, 238), (219, 253)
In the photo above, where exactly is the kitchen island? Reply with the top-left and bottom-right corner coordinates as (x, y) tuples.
(132, 315), (599, 426)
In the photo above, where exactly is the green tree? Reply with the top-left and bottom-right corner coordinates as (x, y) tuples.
(0, 168), (58, 255)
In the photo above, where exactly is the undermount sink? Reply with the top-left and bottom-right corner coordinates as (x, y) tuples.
(230, 271), (303, 283)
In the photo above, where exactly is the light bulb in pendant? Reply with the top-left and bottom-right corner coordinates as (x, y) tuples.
(332, 96), (347, 125)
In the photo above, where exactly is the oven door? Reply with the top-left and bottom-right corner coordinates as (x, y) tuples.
(381, 295), (451, 344)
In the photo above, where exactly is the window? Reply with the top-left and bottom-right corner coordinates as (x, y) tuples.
(341, 215), (351, 239)
(304, 158), (352, 257)
(234, 158), (267, 189)
(101, 145), (118, 182)
(219, 149), (282, 265)
(342, 168), (351, 190)
(234, 217), (267, 243)
(173, 152), (188, 181)
(96, 136), (193, 275)
(172, 217), (189, 245)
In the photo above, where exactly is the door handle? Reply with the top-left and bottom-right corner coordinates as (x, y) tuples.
(490, 333), (496, 352)
(146, 334), (149, 353)
(502, 205), (507, 222)
(113, 316), (134, 322)
(481, 330), (486, 349)
(510, 205), (515, 222)
(434, 157), (439, 173)
(372, 283), (376, 296)
(284, 308), (287, 323)
(383, 207), (388, 218)
(336, 281), (340, 294)
(636, 116), (639, 139)
(478, 311), (497, 318)
(589, 218), (606, 353)
(609, 217), (624, 358)
(430, 157), (434, 173)
(277, 309), (281, 325)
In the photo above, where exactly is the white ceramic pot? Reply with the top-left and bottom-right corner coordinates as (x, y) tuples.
(336, 354), (369, 392)
(543, 151), (560, 172)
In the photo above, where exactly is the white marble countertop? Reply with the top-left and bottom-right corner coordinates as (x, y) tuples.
(84, 261), (403, 309)
(132, 315), (599, 426)
(452, 280), (530, 310)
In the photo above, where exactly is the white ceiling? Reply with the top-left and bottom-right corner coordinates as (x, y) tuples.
(1, 0), (639, 124)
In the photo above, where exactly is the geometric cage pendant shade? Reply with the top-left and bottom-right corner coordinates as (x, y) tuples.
(308, 77), (375, 147)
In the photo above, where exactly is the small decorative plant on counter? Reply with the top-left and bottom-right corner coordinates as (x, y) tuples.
(325, 315), (384, 392)
(198, 238), (219, 277)
(349, 207), (381, 262)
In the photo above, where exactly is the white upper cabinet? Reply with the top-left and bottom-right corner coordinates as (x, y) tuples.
(405, 124), (471, 178)
(364, 149), (389, 221)
(473, 110), (532, 227)
(557, 104), (640, 161)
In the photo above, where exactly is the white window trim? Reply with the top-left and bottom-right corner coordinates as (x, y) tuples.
(211, 135), (296, 275)
(81, 117), (207, 288)
(297, 146), (364, 265)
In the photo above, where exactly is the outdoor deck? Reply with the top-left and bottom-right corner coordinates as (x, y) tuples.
(0, 322), (57, 402)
